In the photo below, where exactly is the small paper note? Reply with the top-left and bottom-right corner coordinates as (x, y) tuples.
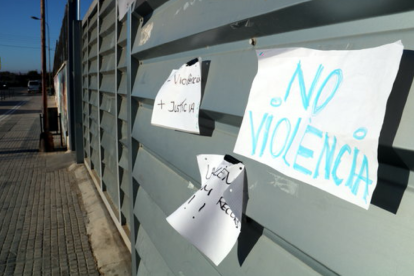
(167, 155), (245, 265)
(151, 59), (202, 134)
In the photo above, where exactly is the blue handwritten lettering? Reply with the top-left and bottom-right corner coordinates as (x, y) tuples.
(285, 62), (324, 111)
(313, 69), (343, 115)
(246, 60), (373, 204)
(313, 133), (337, 180)
(270, 97), (282, 107)
(249, 111), (269, 156)
(332, 144), (351, 186)
(282, 118), (302, 166)
(293, 125), (323, 176)
(353, 127), (367, 140)
(259, 115), (274, 157)
(270, 118), (291, 158)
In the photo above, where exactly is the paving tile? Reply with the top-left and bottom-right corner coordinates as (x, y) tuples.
(0, 92), (100, 275)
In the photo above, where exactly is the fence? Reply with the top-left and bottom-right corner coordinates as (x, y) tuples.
(0, 88), (16, 100)
(81, 1), (414, 275)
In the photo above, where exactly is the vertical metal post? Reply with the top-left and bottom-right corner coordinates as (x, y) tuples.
(126, 7), (138, 276)
(67, 0), (76, 151)
(115, 1), (123, 225)
(77, 0), (80, 20)
(67, 0), (84, 163)
(72, 19), (85, 163)
(86, 19), (91, 167)
(97, 1), (103, 190)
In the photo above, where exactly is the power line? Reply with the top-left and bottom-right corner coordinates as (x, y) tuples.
(0, 43), (55, 50)
(0, 34), (58, 43)
(0, 32), (42, 39)
(0, 43), (39, 49)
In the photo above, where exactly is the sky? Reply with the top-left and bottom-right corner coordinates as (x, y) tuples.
(0, 0), (94, 73)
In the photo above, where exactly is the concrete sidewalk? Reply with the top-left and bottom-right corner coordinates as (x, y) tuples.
(0, 91), (130, 275)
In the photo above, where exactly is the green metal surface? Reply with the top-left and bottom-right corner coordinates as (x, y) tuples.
(80, 1), (414, 275)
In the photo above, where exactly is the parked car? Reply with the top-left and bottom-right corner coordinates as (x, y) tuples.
(28, 80), (41, 93)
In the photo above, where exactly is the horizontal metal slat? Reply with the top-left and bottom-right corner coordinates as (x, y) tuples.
(101, 131), (116, 154)
(100, 92), (116, 114)
(100, 111), (116, 133)
(100, 8), (116, 35)
(119, 145), (129, 170)
(131, 0), (306, 56)
(117, 72), (127, 95)
(89, 90), (99, 107)
(118, 47), (127, 70)
(88, 59), (98, 74)
(135, 225), (174, 276)
(99, 0), (115, 17)
(100, 31), (116, 55)
(118, 96), (128, 121)
(100, 73), (116, 93)
(118, 22), (127, 47)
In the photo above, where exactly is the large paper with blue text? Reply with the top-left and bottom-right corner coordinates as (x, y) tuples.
(234, 42), (403, 209)
(167, 155), (245, 265)
(151, 60), (201, 134)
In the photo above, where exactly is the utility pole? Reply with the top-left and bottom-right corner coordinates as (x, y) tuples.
(39, 0), (54, 151)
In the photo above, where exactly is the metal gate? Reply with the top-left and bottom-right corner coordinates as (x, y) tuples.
(81, 0), (414, 275)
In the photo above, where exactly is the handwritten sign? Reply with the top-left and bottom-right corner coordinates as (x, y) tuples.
(167, 155), (245, 265)
(234, 42), (403, 209)
(151, 60), (201, 133)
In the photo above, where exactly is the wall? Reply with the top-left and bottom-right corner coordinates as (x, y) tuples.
(81, 0), (414, 275)
(54, 63), (68, 144)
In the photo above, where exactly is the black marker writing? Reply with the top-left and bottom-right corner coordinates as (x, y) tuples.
(157, 100), (166, 109)
(174, 73), (201, 86)
(216, 196), (240, 228)
(188, 195), (196, 204)
(206, 166), (233, 184)
(200, 184), (213, 196)
(167, 99), (196, 113)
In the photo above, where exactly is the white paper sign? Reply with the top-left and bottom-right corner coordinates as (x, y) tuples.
(234, 42), (403, 209)
(151, 60), (202, 134)
(118, 0), (136, 20)
(167, 155), (245, 265)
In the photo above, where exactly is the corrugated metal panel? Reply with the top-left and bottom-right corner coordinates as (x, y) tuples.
(88, 3), (101, 177)
(81, 1), (414, 275)
(82, 15), (91, 166)
(117, 10), (132, 231)
(81, 0), (132, 251)
(99, 0), (120, 223)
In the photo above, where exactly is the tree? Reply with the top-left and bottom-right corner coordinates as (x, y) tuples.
(27, 70), (41, 80)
